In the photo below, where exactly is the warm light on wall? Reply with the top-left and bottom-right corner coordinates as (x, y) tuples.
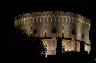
(14, 11), (91, 55)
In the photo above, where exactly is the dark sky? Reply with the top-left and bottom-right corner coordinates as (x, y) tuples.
(1, 1), (96, 52)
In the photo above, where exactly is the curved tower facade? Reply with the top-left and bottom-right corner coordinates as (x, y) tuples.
(14, 11), (91, 55)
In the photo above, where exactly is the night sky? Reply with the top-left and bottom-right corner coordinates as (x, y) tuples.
(1, 2), (96, 53)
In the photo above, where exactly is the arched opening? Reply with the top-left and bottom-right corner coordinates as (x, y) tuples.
(52, 28), (56, 33)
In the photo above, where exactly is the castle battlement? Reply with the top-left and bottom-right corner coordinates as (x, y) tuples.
(14, 11), (91, 55)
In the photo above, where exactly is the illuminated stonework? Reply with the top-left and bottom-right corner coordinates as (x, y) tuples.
(14, 11), (91, 55)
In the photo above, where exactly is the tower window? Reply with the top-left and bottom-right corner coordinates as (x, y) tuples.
(45, 24), (47, 29)
(72, 30), (74, 35)
(82, 33), (85, 40)
(52, 28), (56, 33)
(72, 29), (76, 35)
(62, 31), (64, 37)
(45, 32), (47, 37)
(34, 30), (37, 34)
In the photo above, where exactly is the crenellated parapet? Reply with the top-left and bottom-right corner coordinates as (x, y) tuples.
(15, 11), (90, 27)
